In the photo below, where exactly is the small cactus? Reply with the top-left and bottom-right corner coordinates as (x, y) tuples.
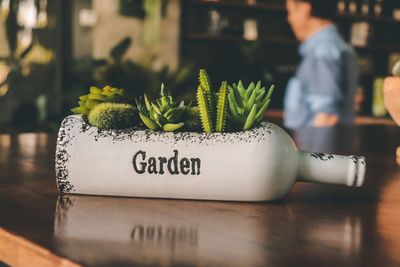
(215, 81), (228, 132)
(71, 86), (126, 117)
(88, 103), (137, 129)
(228, 81), (274, 131)
(136, 83), (190, 132)
(196, 69), (229, 133)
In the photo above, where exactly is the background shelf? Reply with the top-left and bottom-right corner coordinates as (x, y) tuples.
(190, 0), (286, 12)
(181, 0), (400, 117)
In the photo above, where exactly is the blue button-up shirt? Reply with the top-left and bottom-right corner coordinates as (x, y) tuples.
(283, 25), (358, 129)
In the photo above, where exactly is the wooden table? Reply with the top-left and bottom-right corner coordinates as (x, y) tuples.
(1, 125), (400, 267)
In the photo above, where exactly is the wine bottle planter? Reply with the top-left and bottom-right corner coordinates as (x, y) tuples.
(55, 115), (366, 201)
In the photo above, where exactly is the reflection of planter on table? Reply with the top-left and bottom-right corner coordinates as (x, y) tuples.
(55, 115), (366, 201)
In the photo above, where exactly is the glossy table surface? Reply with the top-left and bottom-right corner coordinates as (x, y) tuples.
(1, 124), (400, 267)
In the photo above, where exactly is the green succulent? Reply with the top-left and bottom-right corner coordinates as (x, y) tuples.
(88, 103), (137, 129)
(71, 86), (126, 117)
(136, 83), (190, 132)
(228, 81), (274, 131)
(196, 69), (229, 133)
(184, 107), (203, 132)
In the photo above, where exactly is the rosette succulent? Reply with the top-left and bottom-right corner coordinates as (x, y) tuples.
(228, 81), (274, 131)
(88, 103), (137, 129)
(71, 86), (126, 117)
(136, 83), (190, 132)
(196, 69), (229, 133)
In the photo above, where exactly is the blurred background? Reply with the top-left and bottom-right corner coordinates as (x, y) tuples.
(1, 0), (400, 132)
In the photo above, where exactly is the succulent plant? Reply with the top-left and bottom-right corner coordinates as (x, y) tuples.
(136, 83), (190, 132)
(88, 103), (137, 129)
(196, 69), (229, 133)
(184, 107), (203, 132)
(71, 86), (126, 117)
(228, 81), (274, 131)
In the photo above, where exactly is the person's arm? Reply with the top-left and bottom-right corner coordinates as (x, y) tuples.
(303, 53), (343, 127)
(384, 77), (400, 126)
(313, 113), (339, 127)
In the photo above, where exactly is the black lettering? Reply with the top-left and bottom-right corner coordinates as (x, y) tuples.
(148, 157), (158, 174)
(167, 150), (180, 175)
(158, 157), (167, 174)
(133, 151), (147, 174)
(190, 158), (201, 175)
(180, 158), (190, 175)
(133, 150), (201, 175)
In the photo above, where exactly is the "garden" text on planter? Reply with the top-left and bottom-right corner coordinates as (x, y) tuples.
(132, 150), (201, 175)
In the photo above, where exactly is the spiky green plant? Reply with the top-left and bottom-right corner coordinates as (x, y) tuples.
(88, 103), (137, 129)
(215, 81), (229, 132)
(71, 86), (126, 117)
(136, 83), (190, 132)
(228, 81), (274, 131)
(196, 69), (229, 133)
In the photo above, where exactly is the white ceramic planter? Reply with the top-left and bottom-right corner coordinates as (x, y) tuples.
(55, 115), (366, 201)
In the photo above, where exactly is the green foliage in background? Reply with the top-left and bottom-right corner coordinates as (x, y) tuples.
(68, 37), (196, 114)
(0, 0), (39, 91)
(0, 0), (60, 133)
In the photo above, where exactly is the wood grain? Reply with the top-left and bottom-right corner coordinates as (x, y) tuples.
(1, 126), (400, 267)
(0, 228), (78, 267)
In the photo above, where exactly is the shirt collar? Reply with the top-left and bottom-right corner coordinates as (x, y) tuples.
(299, 24), (337, 57)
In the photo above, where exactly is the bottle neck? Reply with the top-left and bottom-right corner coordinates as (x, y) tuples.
(297, 152), (366, 187)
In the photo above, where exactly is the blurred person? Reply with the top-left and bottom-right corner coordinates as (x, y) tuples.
(284, 0), (358, 129)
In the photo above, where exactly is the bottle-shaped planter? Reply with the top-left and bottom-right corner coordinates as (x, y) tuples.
(55, 115), (366, 201)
